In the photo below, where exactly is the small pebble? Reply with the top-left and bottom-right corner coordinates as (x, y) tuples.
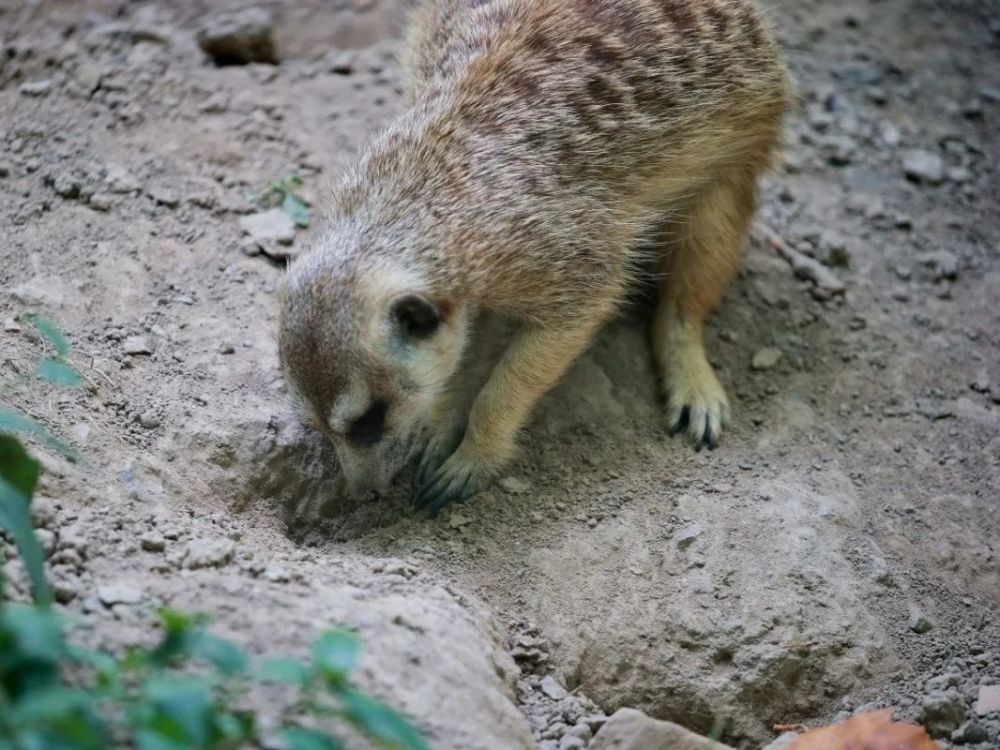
(751, 347), (783, 371)
(902, 149), (945, 184)
(499, 476), (532, 495)
(540, 675), (569, 701)
(123, 335), (156, 355)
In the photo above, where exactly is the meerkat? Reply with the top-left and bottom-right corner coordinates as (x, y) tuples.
(278, 0), (790, 514)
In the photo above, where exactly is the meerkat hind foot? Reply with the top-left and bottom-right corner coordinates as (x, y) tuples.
(665, 352), (731, 452)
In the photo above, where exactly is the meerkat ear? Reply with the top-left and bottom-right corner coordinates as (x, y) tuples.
(391, 293), (441, 339)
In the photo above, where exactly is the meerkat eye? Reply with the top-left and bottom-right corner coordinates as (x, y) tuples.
(347, 400), (387, 446)
(391, 293), (440, 339)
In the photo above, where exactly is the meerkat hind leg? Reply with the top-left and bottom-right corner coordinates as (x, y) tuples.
(414, 315), (607, 514)
(653, 170), (758, 450)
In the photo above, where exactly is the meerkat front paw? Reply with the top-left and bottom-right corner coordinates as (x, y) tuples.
(414, 427), (462, 487)
(413, 442), (499, 516)
(665, 353), (731, 451)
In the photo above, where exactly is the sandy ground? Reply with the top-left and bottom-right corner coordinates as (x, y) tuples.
(2, 0), (999, 748)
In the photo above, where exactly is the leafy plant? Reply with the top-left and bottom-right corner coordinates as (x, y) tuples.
(0, 317), (428, 750)
(258, 175), (311, 228)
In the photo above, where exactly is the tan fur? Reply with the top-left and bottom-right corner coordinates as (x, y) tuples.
(278, 0), (791, 510)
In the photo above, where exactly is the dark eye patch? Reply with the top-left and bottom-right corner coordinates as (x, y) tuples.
(347, 400), (387, 446)
(392, 294), (440, 339)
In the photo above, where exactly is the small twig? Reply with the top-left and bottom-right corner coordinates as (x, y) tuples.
(772, 722), (806, 733)
(756, 222), (846, 298)
(89, 364), (116, 389)
(77, 367), (101, 393)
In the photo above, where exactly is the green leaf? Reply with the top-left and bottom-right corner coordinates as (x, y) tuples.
(186, 631), (248, 676)
(214, 710), (255, 742)
(159, 608), (198, 634)
(281, 192), (311, 228)
(338, 690), (428, 750)
(0, 407), (76, 460)
(12, 685), (91, 722)
(312, 631), (360, 682)
(0, 433), (40, 498)
(258, 657), (311, 686)
(0, 440), (51, 604)
(24, 314), (70, 356)
(140, 676), (214, 746)
(37, 358), (83, 387)
(135, 728), (188, 750)
(281, 727), (344, 750)
(0, 604), (65, 664)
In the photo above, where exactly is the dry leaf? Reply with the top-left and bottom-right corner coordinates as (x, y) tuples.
(788, 709), (938, 750)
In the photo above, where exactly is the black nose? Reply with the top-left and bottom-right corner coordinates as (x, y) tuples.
(347, 400), (387, 447)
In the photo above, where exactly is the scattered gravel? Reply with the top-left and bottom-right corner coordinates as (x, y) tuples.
(183, 538), (236, 569)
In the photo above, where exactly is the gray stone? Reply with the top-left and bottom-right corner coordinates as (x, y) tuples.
(558, 736), (586, 750)
(909, 606), (934, 633)
(540, 675), (569, 701)
(920, 690), (967, 738)
(12, 276), (71, 308)
(751, 347), (783, 371)
(104, 164), (141, 193)
(51, 576), (80, 604)
(148, 185), (180, 208)
(123, 335), (156, 355)
(35, 528), (57, 556)
(140, 532), (166, 552)
(19, 79), (53, 96)
(183, 538), (236, 569)
(960, 722), (989, 743)
(499, 476), (532, 495)
(196, 8), (277, 65)
(918, 250), (960, 281)
(97, 583), (144, 606)
(88, 193), (113, 211)
(902, 149), (945, 184)
(52, 172), (81, 199)
(675, 523), (703, 549)
(975, 685), (1000, 716)
(138, 410), (161, 429)
(263, 563), (290, 583)
(590, 708), (733, 750)
(239, 208), (296, 246)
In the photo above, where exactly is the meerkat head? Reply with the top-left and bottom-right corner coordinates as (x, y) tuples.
(278, 250), (469, 498)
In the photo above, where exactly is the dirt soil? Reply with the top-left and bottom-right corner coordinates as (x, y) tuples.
(2, 1), (998, 749)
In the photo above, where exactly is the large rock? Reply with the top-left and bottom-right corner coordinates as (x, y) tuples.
(162, 563), (533, 750)
(590, 708), (733, 750)
(522, 465), (892, 743)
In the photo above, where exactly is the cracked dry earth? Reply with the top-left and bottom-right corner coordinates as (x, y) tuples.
(1, 0), (999, 748)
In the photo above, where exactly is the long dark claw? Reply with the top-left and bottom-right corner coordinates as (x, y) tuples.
(669, 405), (691, 436)
(414, 471), (473, 516)
(705, 427), (718, 451)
